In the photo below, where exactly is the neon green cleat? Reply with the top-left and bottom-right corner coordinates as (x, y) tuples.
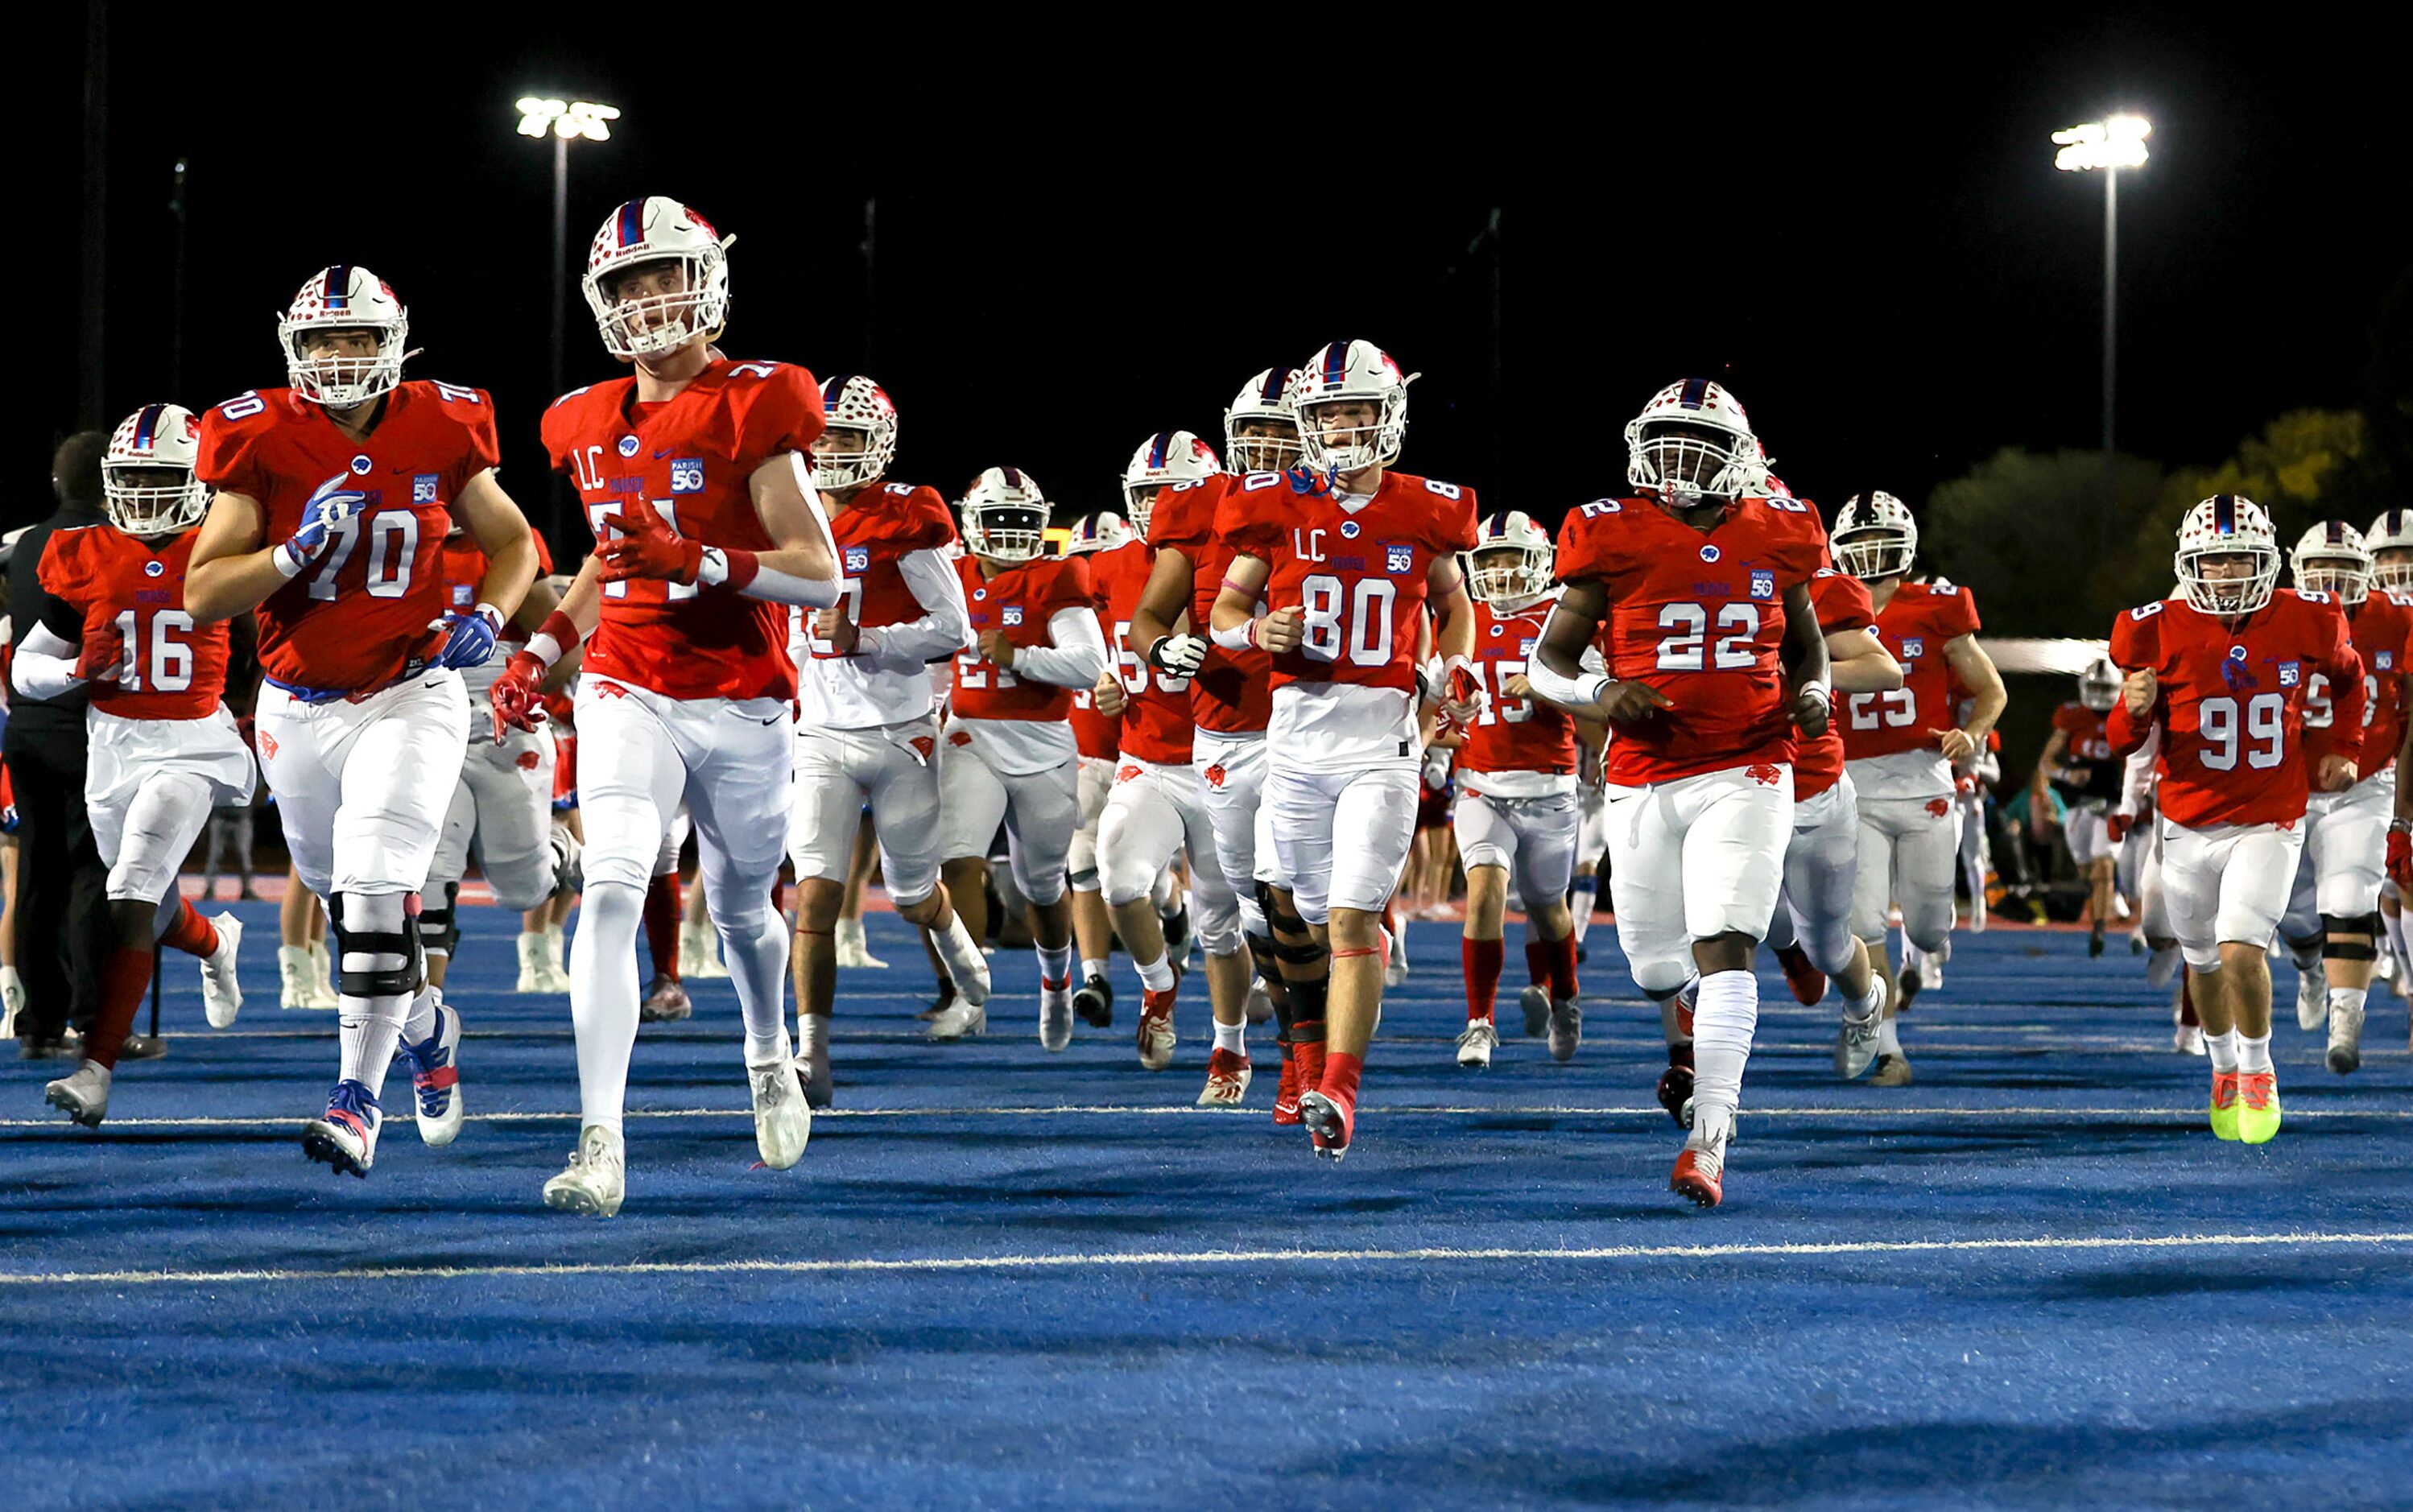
(2237, 1070), (2282, 1144)
(2209, 1071), (2242, 1142)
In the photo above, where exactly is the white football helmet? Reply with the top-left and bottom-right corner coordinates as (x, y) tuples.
(1832, 492), (1919, 581)
(101, 403), (209, 535)
(2365, 508), (2413, 593)
(1623, 379), (1757, 506)
(583, 196), (734, 360)
(961, 467), (1051, 562)
(1122, 431), (1221, 540)
(815, 374), (899, 490)
(1291, 340), (1414, 476)
(2291, 519), (2372, 606)
(2175, 494), (2280, 618)
(1466, 511), (1555, 606)
(2077, 655), (2122, 713)
(1224, 367), (1303, 474)
(279, 265), (409, 408)
(1063, 512), (1132, 556)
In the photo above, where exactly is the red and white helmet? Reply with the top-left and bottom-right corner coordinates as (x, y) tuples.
(1063, 512), (1133, 556)
(1623, 379), (1758, 506)
(278, 265), (409, 408)
(815, 374), (899, 490)
(1223, 367), (1302, 473)
(961, 467), (1051, 562)
(1121, 431), (1221, 540)
(1291, 340), (1414, 475)
(101, 403), (209, 535)
(2078, 655), (2122, 713)
(1832, 491), (1920, 581)
(1466, 511), (1555, 606)
(2291, 520), (2372, 606)
(582, 196), (734, 360)
(2365, 508), (2413, 592)
(2175, 494), (2280, 617)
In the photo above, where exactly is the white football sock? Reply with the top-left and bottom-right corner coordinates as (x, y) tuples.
(2205, 1029), (2241, 1073)
(1213, 1018), (1246, 1056)
(402, 982), (441, 1043)
(711, 898), (792, 1062)
(2331, 985), (2368, 1020)
(1080, 957), (1106, 984)
(568, 882), (644, 1134)
(1133, 949), (1176, 993)
(1688, 969), (1759, 1122)
(1569, 879), (1596, 944)
(930, 912), (990, 1005)
(1877, 1017), (1903, 1058)
(2237, 1032), (2273, 1074)
(1036, 942), (1073, 988)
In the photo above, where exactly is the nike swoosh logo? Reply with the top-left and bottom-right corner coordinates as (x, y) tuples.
(654, 449), (675, 459)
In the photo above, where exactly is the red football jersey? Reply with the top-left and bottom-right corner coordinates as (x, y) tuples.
(1147, 473), (1272, 734)
(1456, 595), (1576, 779)
(952, 553), (1093, 721)
(1217, 470), (1480, 695)
(38, 526), (231, 719)
(2048, 702), (2122, 801)
(1555, 494), (1826, 785)
(811, 482), (960, 655)
(543, 358), (824, 701)
(1795, 566), (1875, 800)
(2308, 589), (2413, 783)
(437, 527), (555, 640)
(1090, 538), (1194, 764)
(2107, 589), (2363, 828)
(198, 381), (500, 694)
(1841, 580), (1981, 762)
(1071, 680), (1121, 760)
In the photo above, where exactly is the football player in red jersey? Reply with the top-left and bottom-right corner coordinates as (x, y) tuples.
(423, 526), (580, 998)
(1447, 512), (1596, 1070)
(1062, 512), (1132, 1023)
(2275, 522), (2413, 1072)
(2365, 510), (2413, 996)
(1213, 340), (1485, 1159)
(1129, 370), (1325, 1118)
(1525, 379), (1830, 1207)
(933, 469), (1109, 1047)
(14, 406), (253, 1125)
(1831, 491), (2007, 1081)
(2034, 657), (2130, 956)
(2109, 496), (2364, 1144)
(490, 197), (842, 1214)
(784, 374), (984, 1105)
(186, 266), (540, 1176)
(1096, 432), (1256, 1097)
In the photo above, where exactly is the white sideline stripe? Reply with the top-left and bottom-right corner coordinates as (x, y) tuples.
(6, 1103), (2413, 1130)
(4, 1229), (2409, 1287)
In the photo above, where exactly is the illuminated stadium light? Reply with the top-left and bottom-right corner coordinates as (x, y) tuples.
(516, 97), (621, 142)
(2053, 114), (2150, 171)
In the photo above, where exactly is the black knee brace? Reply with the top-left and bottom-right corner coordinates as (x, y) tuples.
(418, 881), (461, 957)
(329, 894), (424, 998)
(2323, 912), (2382, 961)
(1257, 881), (1311, 942)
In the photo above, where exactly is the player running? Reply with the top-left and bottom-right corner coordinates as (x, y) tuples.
(2031, 657), (2127, 956)
(1063, 511), (1131, 1025)
(2108, 496), (2363, 1144)
(188, 266), (539, 1176)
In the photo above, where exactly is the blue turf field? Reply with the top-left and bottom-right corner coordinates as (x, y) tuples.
(4, 903), (2411, 1510)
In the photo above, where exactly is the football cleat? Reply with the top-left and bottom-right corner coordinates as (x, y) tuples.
(1656, 1061), (1696, 1129)
(795, 1047), (833, 1111)
(919, 982), (956, 1022)
(1383, 926), (1409, 989)
(279, 944), (329, 1010)
(1272, 1047), (1304, 1125)
(302, 1080), (382, 1177)
(2295, 969), (2328, 1031)
(1137, 988), (1177, 1071)
(515, 932), (552, 994)
(1775, 944), (1826, 1006)
(1547, 998), (1582, 1063)
(1518, 983), (1551, 1038)
(1073, 973), (1114, 1028)
(306, 940), (340, 1007)
(748, 1057), (812, 1169)
(1870, 1051), (1915, 1088)
(200, 913), (245, 1027)
(2208, 1071), (2242, 1141)
(2326, 997), (2364, 1075)
(833, 918), (888, 969)
(640, 974), (693, 1023)
(1245, 981), (1274, 1025)
(543, 1124), (627, 1218)
(1671, 1111), (1731, 1208)
(2237, 1070), (2282, 1144)
(1197, 1048), (1252, 1106)
(396, 999), (465, 1147)
(1894, 962), (1926, 1011)
(1835, 1010), (1882, 1081)
(1039, 977), (1075, 1052)
(43, 1061), (111, 1128)
(2088, 927), (2105, 958)
(927, 1002), (988, 1040)
(1299, 1088), (1354, 1161)
(1456, 1018), (1498, 1069)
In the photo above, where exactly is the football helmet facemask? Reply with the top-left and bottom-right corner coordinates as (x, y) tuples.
(1292, 340), (1413, 477)
(1466, 511), (1555, 607)
(2290, 520), (2372, 606)
(2077, 655), (2122, 713)
(2365, 508), (2413, 593)
(1832, 491), (1920, 581)
(961, 467), (1051, 563)
(101, 403), (210, 535)
(815, 374), (899, 490)
(1623, 379), (1757, 507)
(1224, 367), (1303, 474)
(279, 265), (410, 409)
(583, 196), (733, 361)
(2175, 495), (2280, 618)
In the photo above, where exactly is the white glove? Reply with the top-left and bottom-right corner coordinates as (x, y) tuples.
(0, 965), (24, 1039)
(1147, 634), (1208, 678)
(1423, 747), (1453, 792)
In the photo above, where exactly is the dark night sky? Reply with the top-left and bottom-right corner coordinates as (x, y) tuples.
(23, 10), (2409, 586)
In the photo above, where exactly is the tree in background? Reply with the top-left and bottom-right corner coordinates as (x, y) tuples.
(1922, 448), (2167, 635)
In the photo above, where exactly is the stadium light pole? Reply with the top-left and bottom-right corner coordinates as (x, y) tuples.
(518, 97), (620, 543)
(2053, 114), (2150, 452)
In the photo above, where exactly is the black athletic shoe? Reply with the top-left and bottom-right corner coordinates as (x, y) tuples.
(1073, 973), (1114, 1028)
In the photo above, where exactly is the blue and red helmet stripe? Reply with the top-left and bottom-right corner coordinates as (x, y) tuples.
(2328, 521), (2349, 546)
(1679, 377), (1710, 409)
(1261, 366), (1294, 404)
(1001, 467), (1023, 490)
(131, 403), (163, 452)
(1147, 431), (1172, 470)
(823, 374), (853, 406)
(323, 265), (349, 310)
(617, 199), (646, 248)
(2213, 494), (2237, 534)
(1323, 341), (1349, 390)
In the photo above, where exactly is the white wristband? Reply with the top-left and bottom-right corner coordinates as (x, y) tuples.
(1209, 618), (1257, 652)
(271, 541), (311, 579)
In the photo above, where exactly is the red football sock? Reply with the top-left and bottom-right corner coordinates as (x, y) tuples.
(1523, 936), (1551, 988)
(1293, 1020), (1326, 1092)
(1546, 933), (1578, 1002)
(1321, 1049), (1363, 1108)
(86, 946), (158, 1070)
(158, 899), (219, 959)
(643, 872), (683, 981)
(1463, 936), (1504, 1021)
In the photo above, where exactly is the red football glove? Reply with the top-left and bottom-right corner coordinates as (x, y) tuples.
(2389, 828), (2413, 894)
(2105, 812), (2132, 844)
(597, 501), (704, 585)
(74, 623), (126, 685)
(489, 651), (549, 742)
